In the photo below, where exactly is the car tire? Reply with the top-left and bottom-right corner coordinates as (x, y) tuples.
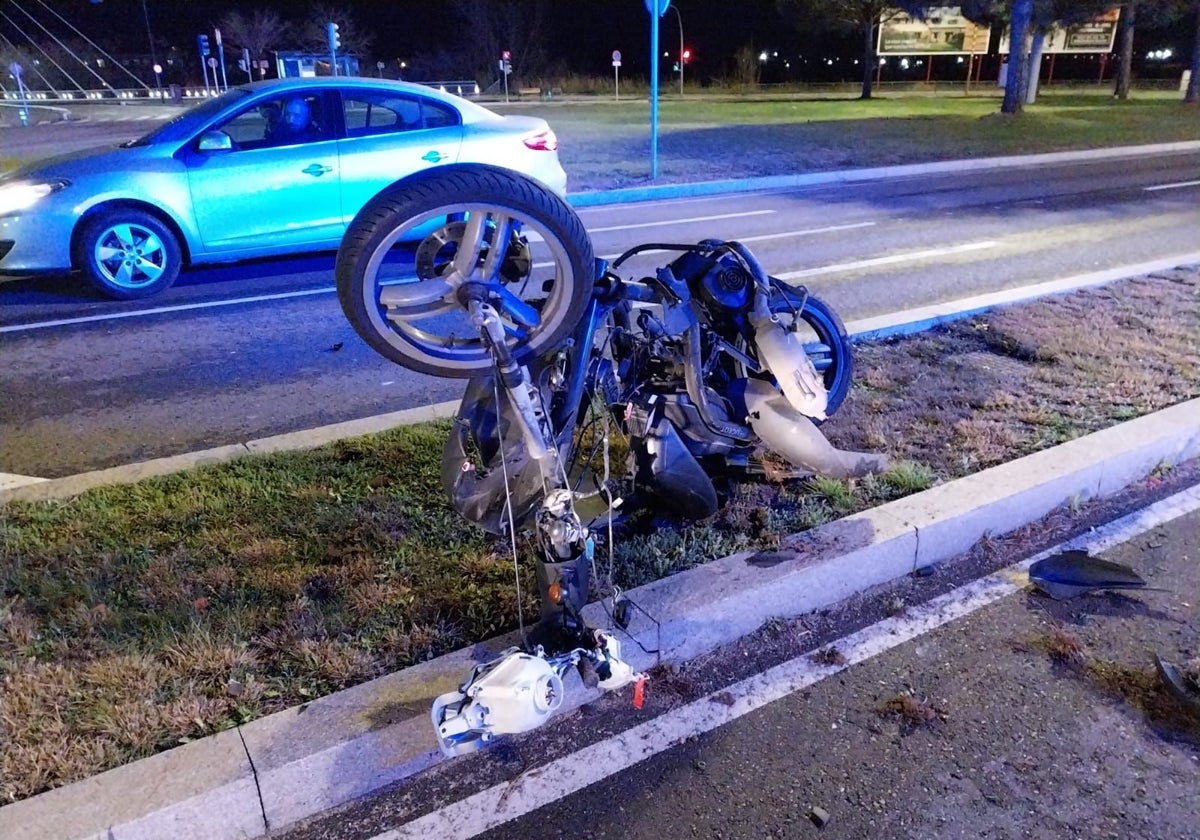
(337, 164), (595, 379)
(74, 208), (182, 300)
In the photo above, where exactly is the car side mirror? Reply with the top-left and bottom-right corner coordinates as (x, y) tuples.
(197, 130), (234, 152)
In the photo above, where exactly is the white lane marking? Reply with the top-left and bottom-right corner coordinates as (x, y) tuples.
(777, 240), (998, 280)
(589, 221), (879, 263)
(588, 209), (775, 233)
(373, 485), (1200, 840)
(1143, 180), (1200, 192)
(577, 194), (787, 213)
(735, 220), (876, 243)
(844, 251), (1200, 336)
(0, 288), (332, 334)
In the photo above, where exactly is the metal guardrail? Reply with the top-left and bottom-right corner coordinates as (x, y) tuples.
(1, 79), (483, 103)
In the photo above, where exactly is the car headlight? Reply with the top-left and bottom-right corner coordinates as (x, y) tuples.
(0, 179), (71, 215)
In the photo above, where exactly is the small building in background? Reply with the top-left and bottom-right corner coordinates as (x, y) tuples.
(274, 51), (359, 79)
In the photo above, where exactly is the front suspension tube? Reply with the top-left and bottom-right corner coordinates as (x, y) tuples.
(467, 296), (593, 650)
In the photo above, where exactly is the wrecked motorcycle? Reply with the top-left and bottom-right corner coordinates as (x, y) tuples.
(336, 164), (887, 756)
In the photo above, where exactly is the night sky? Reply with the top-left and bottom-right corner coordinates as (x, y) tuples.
(12, 1), (805, 77)
(6, 1), (1194, 85)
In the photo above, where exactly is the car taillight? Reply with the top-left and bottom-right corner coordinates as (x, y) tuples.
(523, 129), (558, 152)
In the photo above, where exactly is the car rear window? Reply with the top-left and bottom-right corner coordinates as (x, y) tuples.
(342, 92), (460, 138)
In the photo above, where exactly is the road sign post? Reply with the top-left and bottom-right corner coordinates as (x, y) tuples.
(645, 0), (670, 179)
(612, 50), (621, 100)
(215, 28), (228, 92)
(327, 22), (341, 76)
(197, 33), (211, 95)
(9, 62), (29, 126)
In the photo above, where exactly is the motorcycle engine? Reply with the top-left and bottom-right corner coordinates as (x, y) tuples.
(670, 250), (753, 313)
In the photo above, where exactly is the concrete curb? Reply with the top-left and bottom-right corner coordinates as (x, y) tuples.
(566, 140), (1200, 207)
(3, 399), (1197, 840)
(0, 400), (461, 503)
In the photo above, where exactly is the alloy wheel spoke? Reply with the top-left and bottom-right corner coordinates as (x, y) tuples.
(97, 244), (123, 262)
(379, 278), (455, 309)
(448, 211), (488, 284)
(135, 258), (164, 281)
(111, 224), (136, 250)
(478, 212), (514, 282)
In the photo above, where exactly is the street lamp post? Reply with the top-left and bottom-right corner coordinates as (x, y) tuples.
(667, 4), (683, 95)
(140, 0), (159, 87)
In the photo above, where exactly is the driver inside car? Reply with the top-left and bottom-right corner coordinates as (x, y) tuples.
(265, 97), (322, 145)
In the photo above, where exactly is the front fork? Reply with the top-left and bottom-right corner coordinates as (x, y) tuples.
(432, 289), (642, 757)
(463, 288), (591, 643)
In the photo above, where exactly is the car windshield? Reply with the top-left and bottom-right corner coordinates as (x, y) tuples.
(123, 88), (254, 146)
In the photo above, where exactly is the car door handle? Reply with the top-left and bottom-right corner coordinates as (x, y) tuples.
(421, 151), (447, 163)
(302, 164), (333, 177)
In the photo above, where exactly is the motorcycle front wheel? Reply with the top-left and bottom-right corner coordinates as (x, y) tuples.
(337, 164), (595, 378)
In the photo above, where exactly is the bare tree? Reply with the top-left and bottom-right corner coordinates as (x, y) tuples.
(732, 44), (762, 86)
(1188, 0), (1200, 102)
(216, 9), (293, 69)
(297, 3), (375, 60)
(963, 2), (1127, 111)
(1111, 1), (1190, 100)
(451, 0), (552, 85)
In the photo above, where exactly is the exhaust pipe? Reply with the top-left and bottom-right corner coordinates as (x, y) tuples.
(742, 380), (889, 478)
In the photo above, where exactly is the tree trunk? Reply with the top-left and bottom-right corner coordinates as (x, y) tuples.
(1024, 28), (1045, 105)
(1187, 0), (1200, 103)
(860, 19), (875, 99)
(1002, 0), (1033, 113)
(1115, 1), (1137, 100)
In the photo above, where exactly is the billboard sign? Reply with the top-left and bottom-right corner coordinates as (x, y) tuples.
(999, 8), (1120, 54)
(878, 7), (991, 56)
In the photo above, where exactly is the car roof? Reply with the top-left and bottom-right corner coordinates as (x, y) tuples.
(234, 77), (499, 122)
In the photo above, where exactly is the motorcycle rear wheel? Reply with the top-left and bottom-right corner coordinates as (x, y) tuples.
(337, 165), (595, 378)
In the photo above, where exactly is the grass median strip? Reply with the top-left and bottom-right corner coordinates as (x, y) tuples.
(2, 268), (1198, 804)
(543, 94), (1200, 191)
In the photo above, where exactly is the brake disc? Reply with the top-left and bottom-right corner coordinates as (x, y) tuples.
(415, 220), (532, 282)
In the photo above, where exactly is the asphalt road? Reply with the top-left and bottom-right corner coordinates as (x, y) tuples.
(2, 149), (1198, 479)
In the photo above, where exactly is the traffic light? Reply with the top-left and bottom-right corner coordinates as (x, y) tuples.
(327, 22), (341, 52)
(197, 34), (210, 57)
(682, 49), (691, 63)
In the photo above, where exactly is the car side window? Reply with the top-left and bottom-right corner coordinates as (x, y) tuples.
(206, 94), (331, 151)
(342, 92), (460, 139)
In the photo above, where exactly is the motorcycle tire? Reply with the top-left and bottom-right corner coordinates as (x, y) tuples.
(337, 164), (595, 379)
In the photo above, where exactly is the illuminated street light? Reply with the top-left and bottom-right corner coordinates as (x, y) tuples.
(665, 3), (684, 96)
(140, 0), (159, 87)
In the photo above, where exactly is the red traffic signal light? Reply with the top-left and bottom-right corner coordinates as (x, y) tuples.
(682, 49), (691, 62)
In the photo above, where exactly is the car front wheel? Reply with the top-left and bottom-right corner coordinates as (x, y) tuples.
(74, 209), (182, 300)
